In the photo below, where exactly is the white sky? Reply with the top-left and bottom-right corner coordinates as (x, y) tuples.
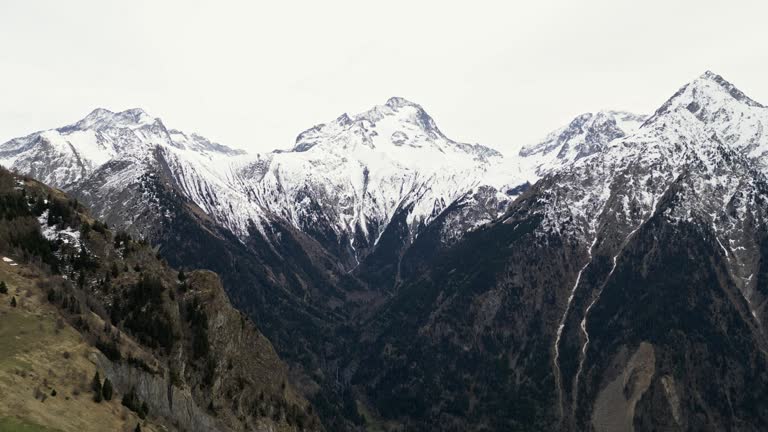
(2, 0), (767, 154)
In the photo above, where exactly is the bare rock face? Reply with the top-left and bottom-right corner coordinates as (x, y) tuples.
(182, 271), (312, 426)
(96, 355), (223, 432)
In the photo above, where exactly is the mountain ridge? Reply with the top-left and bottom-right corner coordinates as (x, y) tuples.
(347, 70), (768, 430)
(5, 70), (767, 431)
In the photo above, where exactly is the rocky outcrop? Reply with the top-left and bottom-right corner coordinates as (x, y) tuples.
(96, 355), (223, 432)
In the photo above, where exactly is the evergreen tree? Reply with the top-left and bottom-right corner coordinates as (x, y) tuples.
(10, 296), (16, 307)
(122, 387), (135, 408)
(91, 372), (102, 392)
(102, 377), (113, 401)
(0, 281), (7, 294)
(91, 371), (102, 402)
(134, 424), (141, 432)
(178, 270), (186, 281)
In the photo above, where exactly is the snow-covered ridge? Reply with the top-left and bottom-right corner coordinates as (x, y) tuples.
(505, 71), (768, 330)
(0, 107), (246, 188)
(4, 71), (761, 275)
(647, 70), (768, 165)
(292, 97), (501, 161)
(226, 96), (539, 249)
(0, 95), (643, 264)
(0, 99), (528, 255)
(519, 110), (646, 177)
(513, 71), (768, 238)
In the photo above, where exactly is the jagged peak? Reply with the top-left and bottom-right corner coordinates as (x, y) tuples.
(82, 107), (152, 121)
(700, 70), (719, 80)
(696, 70), (764, 108)
(385, 96), (420, 109)
(648, 71), (765, 125)
(334, 113), (352, 126)
(353, 97), (434, 126)
(292, 97), (446, 152)
(520, 110), (645, 158)
(70, 107), (160, 131)
(84, 107), (115, 119)
(116, 107), (152, 120)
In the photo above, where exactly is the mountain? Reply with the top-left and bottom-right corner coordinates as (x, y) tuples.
(0, 98), (648, 279)
(6, 71), (768, 432)
(0, 95), (653, 430)
(0, 166), (320, 432)
(350, 71), (768, 431)
(237, 97), (522, 266)
(519, 110), (646, 177)
(0, 100), (514, 253)
(1, 98), (554, 428)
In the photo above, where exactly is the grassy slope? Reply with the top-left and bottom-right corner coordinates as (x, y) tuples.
(0, 260), (163, 432)
(0, 417), (61, 432)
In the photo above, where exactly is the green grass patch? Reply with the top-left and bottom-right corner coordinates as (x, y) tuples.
(0, 309), (52, 370)
(0, 416), (62, 432)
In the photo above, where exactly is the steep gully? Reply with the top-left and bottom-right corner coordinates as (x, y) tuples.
(572, 188), (668, 413)
(553, 177), (677, 420)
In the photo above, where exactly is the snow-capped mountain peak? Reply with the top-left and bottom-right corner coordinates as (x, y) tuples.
(644, 70), (768, 165)
(292, 97), (499, 167)
(236, 97), (524, 258)
(384, 96), (419, 109)
(518, 109), (647, 177)
(0, 95), (645, 271)
(0, 107), (247, 188)
(71, 107), (160, 131)
(507, 71), (768, 306)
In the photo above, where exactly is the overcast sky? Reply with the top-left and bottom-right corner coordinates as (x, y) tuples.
(2, 1), (767, 154)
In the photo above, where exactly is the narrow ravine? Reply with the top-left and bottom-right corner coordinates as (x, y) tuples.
(571, 193), (666, 412)
(553, 236), (598, 418)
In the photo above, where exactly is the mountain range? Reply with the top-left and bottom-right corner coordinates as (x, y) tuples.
(2, 70), (768, 431)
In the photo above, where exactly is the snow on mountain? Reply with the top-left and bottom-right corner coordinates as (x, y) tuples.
(512, 71), (767, 237)
(0, 108), (244, 188)
(0, 96), (646, 265)
(233, 97), (532, 250)
(650, 70), (768, 166)
(505, 71), (768, 332)
(518, 110), (646, 178)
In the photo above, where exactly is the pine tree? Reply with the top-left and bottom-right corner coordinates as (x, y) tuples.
(10, 296), (16, 307)
(102, 377), (113, 401)
(0, 281), (7, 294)
(122, 387), (135, 409)
(91, 371), (102, 402)
(134, 423), (141, 432)
(91, 372), (101, 391)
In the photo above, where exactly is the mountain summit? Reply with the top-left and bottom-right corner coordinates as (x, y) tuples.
(292, 96), (498, 163)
